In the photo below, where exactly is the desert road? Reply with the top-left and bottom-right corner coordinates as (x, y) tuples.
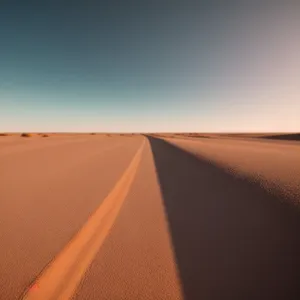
(0, 134), (300, 299)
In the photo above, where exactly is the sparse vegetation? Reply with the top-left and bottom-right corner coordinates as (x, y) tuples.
(21, 133), (32, 138)
(41, 134), (49, 137)
(90, 133), (96, 135)
(0, 133), (9, 136)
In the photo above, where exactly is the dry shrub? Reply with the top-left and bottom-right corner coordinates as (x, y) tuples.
(0, 133), (9, 136)
(21, 133), (32, 137)
(42, 134), (49, 137)
(90, 133), (96, 135)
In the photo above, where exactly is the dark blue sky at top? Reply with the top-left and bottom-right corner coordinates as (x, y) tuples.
(1, 1), (299, 131)
(1, 1), (224, 90)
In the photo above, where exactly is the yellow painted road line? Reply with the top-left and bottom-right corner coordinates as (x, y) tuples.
(22, 140), (145, 300)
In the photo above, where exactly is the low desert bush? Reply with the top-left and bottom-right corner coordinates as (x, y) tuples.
(21, 133), (32, 137)
(0, 133), (9, 136)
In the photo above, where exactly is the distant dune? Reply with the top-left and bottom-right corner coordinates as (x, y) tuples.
(2, 132), (299, 142)
(260, 133), (300, 141)
(153, 133), (300, 142)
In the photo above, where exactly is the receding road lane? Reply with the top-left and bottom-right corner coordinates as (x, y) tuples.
(0, 135), (143, 300)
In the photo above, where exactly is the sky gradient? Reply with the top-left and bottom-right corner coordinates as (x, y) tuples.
(1, 1), (299, 132)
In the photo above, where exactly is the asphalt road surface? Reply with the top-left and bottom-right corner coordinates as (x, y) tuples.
(0, 135), (300, 300)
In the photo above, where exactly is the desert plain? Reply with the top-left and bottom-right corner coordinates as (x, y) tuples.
(0, 132), (300, 299)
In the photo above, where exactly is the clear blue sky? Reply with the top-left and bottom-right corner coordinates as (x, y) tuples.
(1, 1), (299, 132)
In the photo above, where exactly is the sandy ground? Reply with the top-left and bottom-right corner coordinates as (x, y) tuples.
(73, 138), (182, 300)
(149, 137), (300, 300)
(0, 135), (143, 299)
(0, 135), (300, 299)
(154, 132), (300, 141)
(164, 137), (300, 203)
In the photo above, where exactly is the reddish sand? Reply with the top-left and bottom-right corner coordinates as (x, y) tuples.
(0, 134), (300, 299)
(165, 136), (300, 203)
(73, 138), (182, 300)
(0, 135), (143, 299)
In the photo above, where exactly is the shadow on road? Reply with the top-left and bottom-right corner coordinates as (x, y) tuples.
(147, 136), (300, 300)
